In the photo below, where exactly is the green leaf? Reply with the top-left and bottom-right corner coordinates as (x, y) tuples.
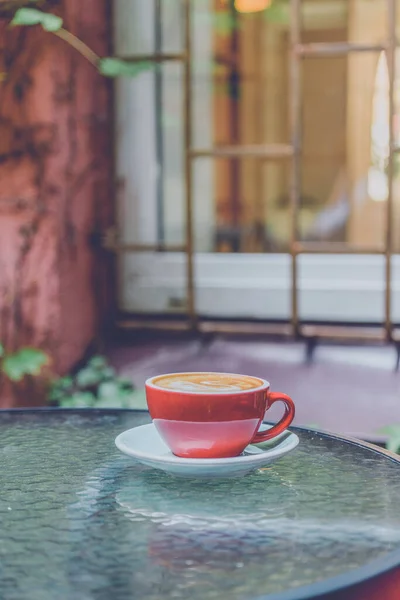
(98, 380), (120, 400)
(0, 343), (4, 358)
(118, 378), (134, 391)
(85, 356), (116, 381)
(100, 366), (116, 380)
(10, 8), (42, 26)
(76, 367), (102, 388)
(48, 388), (64, 402)
(2, 348), (48, 382)
(48, 376), (74, 402)
(40, 14), (63, 32)
(377, 426), (400, 454)
(386, 437), (400, 454)
(98, 58), (155, 78)
(57, 376), (74, 390)
(96, 381), (135, 408)
(88, 356), (107, 369)
(11, 8), (63, 32)
(378, 425), (400, 436)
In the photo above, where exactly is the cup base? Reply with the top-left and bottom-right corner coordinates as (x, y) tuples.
(153, 418), (261, 459)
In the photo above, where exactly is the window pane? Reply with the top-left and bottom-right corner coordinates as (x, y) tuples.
(193, 0), (290, 148)
(300, 0), (387, 45)
(392, 49), (400, 253)
(114, 0), (397, 253)
(115, 63), (185, 246)
(193, 159), (290, 253)
(299, 55), (347, 243)
(298, 255), (385, 322)
(346, 52), (388, 250)
(114, 0), (183, 56)
(119, 253), (187, 314)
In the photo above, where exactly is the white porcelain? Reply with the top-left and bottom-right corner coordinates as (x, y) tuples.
(115, 423), (299, 479)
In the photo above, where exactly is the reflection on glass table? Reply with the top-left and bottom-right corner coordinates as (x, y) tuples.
(1, 409), (400, 600)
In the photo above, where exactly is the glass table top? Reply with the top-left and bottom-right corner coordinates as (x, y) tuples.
(1, 409), (400, 600)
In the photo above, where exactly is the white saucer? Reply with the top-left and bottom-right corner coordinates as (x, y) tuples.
(115, 423), (299, 479)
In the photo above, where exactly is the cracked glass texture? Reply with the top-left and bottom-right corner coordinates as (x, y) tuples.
(1, 410), (400, 600)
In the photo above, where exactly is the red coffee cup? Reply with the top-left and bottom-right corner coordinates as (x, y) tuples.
(145, 372), (295, 459)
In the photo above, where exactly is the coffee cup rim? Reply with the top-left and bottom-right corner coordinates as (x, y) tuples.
(145, 372), (270, 394)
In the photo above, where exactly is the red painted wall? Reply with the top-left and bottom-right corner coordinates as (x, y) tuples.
(0, 1), (113, 405)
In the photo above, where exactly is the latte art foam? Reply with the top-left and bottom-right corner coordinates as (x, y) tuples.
(153, 373), (263, 393)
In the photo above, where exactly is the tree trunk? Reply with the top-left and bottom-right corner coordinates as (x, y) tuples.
(0, 0), (113, 406)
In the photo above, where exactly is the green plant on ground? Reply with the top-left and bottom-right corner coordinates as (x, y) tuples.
(0, 341), (147, 410)
(0, 342), (49, 382)
(49, 355), (146, 409)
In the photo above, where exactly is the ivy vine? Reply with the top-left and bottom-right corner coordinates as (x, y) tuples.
(4, 7), (155, 80)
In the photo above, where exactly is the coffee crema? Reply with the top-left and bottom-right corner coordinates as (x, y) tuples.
(152, 373), (263, 393)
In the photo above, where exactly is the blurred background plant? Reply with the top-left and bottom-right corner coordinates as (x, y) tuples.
(0, 343), (49, 382)
(377, 426), (400, 455)
(48, 355), (146, 409)
(0, 343), (145, 409)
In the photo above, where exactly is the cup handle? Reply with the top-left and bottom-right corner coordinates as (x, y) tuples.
(252, 392), (295, 444)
